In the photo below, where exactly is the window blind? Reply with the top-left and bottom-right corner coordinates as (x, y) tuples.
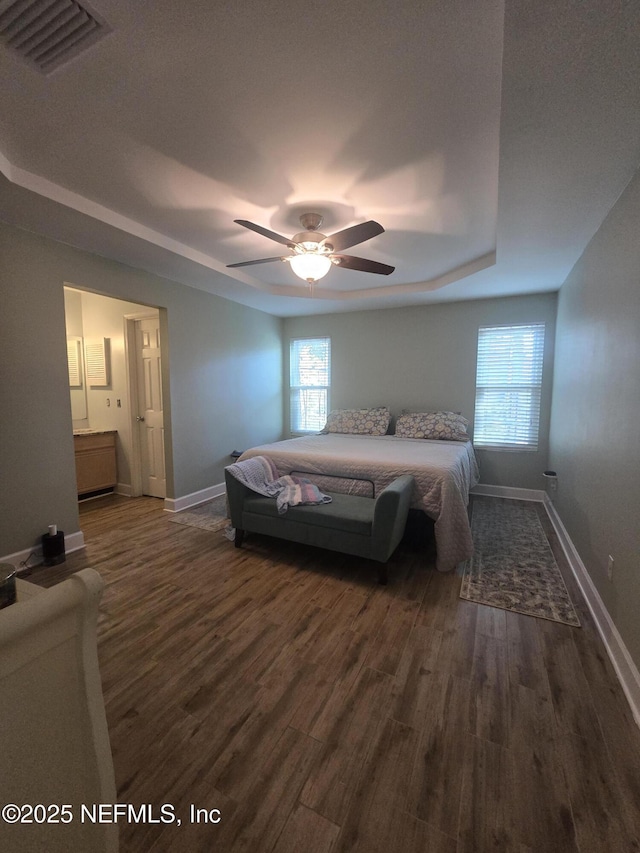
(289, 337), (331, 433)
(474, 324), (545, 450)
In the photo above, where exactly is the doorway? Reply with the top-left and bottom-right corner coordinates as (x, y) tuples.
(64, 287), (169, 501)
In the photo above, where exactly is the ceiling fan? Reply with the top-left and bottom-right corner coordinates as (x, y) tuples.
(227, 213), (395, 285)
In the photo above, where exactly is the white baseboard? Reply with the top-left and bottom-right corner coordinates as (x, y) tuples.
(1, 530), (86, 572)
(471, 483), (546, 502)
(63, 530), (85, 555)
(544, 495), (640, 729)
(115, 482), (133, 497)
(164, 482), (226, 513)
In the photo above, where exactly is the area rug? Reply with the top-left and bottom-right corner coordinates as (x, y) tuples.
(167, 494), (229, 533)
(460, 500), (580, 626)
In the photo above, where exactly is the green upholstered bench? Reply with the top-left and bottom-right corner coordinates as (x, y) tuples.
(224, 471), (415, 584)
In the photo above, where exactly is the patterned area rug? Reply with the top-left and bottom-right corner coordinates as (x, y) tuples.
(460, 500), (580, 626)
(167, 495), (229, 533)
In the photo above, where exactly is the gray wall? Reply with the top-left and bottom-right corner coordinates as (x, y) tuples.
(0, 221), (282, 556)
(549, 167), (640, 670)
(284, 292), (557, 490)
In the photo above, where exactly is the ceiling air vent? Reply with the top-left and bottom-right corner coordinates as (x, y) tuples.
(0, 0), (111, 74)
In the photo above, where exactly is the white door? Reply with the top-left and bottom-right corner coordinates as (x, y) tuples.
(135, 317), (166, 498)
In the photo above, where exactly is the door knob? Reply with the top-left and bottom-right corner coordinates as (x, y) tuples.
(136, 415), (145, 422)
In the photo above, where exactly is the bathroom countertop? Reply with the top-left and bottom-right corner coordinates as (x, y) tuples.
(73, 429), (117, 436)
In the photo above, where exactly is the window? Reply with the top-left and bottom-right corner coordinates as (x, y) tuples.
(289, 337), (331, 433)
(474, 323), (545, 450)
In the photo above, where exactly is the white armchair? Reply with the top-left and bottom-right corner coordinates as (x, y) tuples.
(0, 569), (117, 852)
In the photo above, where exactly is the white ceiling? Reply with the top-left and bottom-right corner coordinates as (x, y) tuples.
(1, 0), (639, 317)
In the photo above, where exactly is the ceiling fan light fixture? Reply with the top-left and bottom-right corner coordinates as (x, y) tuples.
(227, 213), (394, 284)
(288, 251), (332, 283)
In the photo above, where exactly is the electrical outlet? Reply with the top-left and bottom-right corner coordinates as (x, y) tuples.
(607, 555), (614, 581)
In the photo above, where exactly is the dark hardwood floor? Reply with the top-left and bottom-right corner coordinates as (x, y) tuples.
(25, 494), (640, 852)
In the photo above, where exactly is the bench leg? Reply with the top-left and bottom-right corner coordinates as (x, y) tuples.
(377, 566), (388, 585)
(235, 529), (245, 548)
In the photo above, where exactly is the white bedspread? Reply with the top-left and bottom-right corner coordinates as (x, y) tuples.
(240, 434), (479, 571)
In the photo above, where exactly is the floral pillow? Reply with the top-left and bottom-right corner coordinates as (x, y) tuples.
(395, 411), (469, 441)
(322, 407), (391, 436)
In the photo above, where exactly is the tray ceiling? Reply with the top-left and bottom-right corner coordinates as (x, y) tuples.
(1, 0), (639, 316)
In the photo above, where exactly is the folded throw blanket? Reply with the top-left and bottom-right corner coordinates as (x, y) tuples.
(226, 455), (332, 514)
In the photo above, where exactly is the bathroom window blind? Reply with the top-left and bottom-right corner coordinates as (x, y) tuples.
(289, 337), (331, 434)
(474, 324), (545, 450)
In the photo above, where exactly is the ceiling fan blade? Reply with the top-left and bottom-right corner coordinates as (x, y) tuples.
(323, 220), (385, 252)
(331, 254), (395, 275)
(226, 256), (286, 268)
(235, 220), (296, 249)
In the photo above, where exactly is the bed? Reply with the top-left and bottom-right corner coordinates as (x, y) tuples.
(239, 433), (479, 571)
